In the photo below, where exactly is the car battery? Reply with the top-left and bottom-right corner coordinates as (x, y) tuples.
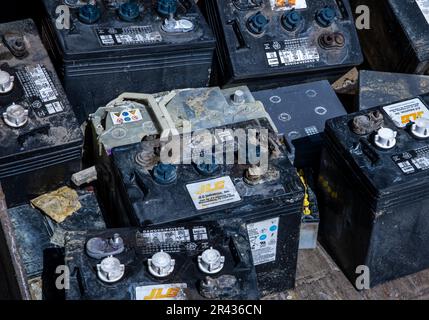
(64, 219), (260, 300)
(358, 70), (429, 111)
(318, 95), (429, 287)
(353, 0), (429, 74)
(5, 190), (106, 299)
(204, 0), (363, 89)
(90, 86), (275, 225)
(40, 0), (216, 123)
(112, 116), (305, 295)
(252, 80), (347, 170)
(0, 19), (83, 208)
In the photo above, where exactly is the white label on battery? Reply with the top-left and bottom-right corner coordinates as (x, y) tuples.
(270, 0), (307, 11)
(192, 227), (208, 241)
(247, 217), (280, 266)
(109, 109), (143, 125)
(264, 38), (319, 68)
(416, 0), (429, 24)
(383, 98), (429, 128)
(186, 176), (241, 210)
(135, 283), (188, 300)
(28, 65), (58, 103)
(140, 228), (191, 244)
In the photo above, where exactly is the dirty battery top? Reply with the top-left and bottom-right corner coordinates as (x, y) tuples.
(41, 0), (215, 59)
(205, 0), (363, 87)
(325, 95), (429, 205)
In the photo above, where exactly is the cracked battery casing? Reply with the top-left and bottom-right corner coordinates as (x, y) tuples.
(64, 220), (260, 300)
(318, 95), (429, 287)
(352, 0), (429, 74)
(205, 0), (363, 88)
(0, 19), (83, 207)
(111, 116), (304, 295)
(40, 0), (216, 123)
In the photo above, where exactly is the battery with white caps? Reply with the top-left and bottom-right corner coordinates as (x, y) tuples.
(0, 19), (83, 207)
(318, 94), (429, 287)
(63, 219), (259, 300)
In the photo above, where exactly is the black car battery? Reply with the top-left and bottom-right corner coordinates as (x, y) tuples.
(90, 86), (275, 225)
(5, 189), (106, 299)
(64, 219), (260, 300)
(40, 0), (216, 123)
(352, 0), (429, 74)
(252, 80), (347, 170)
(204, 0), (363, 89)
(318, 95), (429, 287)
(0, 19), (83, 208)
(111, 113), (305, 295)
(358, 70), (429, 111)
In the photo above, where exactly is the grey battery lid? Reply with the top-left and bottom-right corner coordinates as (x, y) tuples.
(359, 70), (429, 110)
(92, 86), (277, 155)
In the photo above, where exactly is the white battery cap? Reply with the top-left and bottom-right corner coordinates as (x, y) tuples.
(411, 118), (429, 139)
(198, 247), (225, 274)
(374, 127), (397, 149)
(148, 250), (175, 278)
(97, 256), (125, 283)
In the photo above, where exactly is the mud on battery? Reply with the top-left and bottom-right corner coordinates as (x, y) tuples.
(111, 109), (305, 295)
(0, 19), (83, 207)
(205, 0), (363, 88)
(64, 219), (260, 300)
(318, 94), (429, 287)
(40, 0), (216, 123)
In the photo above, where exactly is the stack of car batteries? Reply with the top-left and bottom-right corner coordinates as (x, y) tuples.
(205, 0), (363, 88)
(319, 94), (429, 287)
(64, 219), (259, 300)
(110, 86), (305, 295)
(40, 0), (216, 122)
(354, 0), (429, 74)
(0, 19), (83, 207)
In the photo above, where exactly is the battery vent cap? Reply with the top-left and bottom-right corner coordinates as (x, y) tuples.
(118, 2), (140, 21)
(79, 4), (101, 24)
(3, 103), (29, 128)
(411, 118), (429, 139)
(198, 247), (225, 274)
(0, 70), (14, 94)
(316, 7), (336, 27)
(97, 256), (125, 283)
(148, 251), (175, 278)
(374, 127), (397, 149)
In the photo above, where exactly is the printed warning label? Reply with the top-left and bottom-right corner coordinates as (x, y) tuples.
(416, 0), (429, 24)
(96, 26), (162, 46)
(264, 38), (319, 68)
(136, 283), (187, 300)
(16, 64), (64, 118)
(187, 176), (241, 210)
(392, 146), (429, 175)
(270, 0), (307, 11)
(110, 109), (143, 125)
(383, 98), (429, 128)
(247, 217), (279, 266)
(139, 227), (191, 245)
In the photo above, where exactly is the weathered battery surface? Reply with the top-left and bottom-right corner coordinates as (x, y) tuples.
(111, 108), (304, 295)
(1, 189), (106, 300)
(353, 0), (429, 74)
(40, 0), (216, 123)
(205, 0), (363, 88)
(0, 20), (83, 207)
(319, 95), (429, 287)
(64, 220), (259, 300)
(358, 70), (429, 110)
(253, 80), (347, 169)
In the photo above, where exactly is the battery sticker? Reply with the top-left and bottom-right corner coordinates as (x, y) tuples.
(109, 109), (143, 125)
(96, 26), (162, 46)
(135, 284), (187, 300)
(416, 0), (429, 24)
(264, 38), (320, 68)
(270, 0), (307, 11)
(392, 146), (429, 175)
(247, 217), (280, 266)
(192, 227), (208, 241)
(383, 98), (429, 128)
(186, 176), (242, 210)
(16, 64), (64, 118)
(139, 228), (191, 245)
